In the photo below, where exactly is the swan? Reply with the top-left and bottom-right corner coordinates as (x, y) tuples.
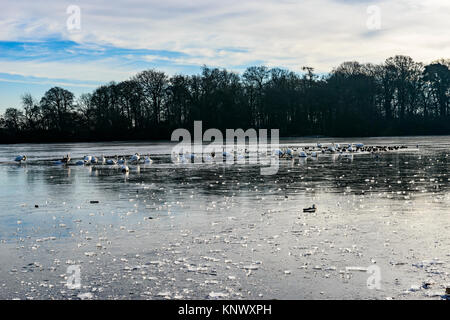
(299, 150), (308, 158)
(121, 164), (129, 173)
(14, 155), (27, 163)
(179, 154), (188, 163)
(54, 153), (70, 165)
(117, 157), (125, 165)
(90, 156), (98, 164)
(186, 153), (195, 162)
(61, 154), (71, 164)
(310, 151), (318, 158)
(130, 153), (140, 164)
(106, 157), (117, 165)
(99, 155), (106, 165)
(355, 143), (364, 149)
(75, 160), (84, 165)
(144, 155), (153, 164)
(171, 152), (180, 163)
(273, 149), (283, 157)
(83, 155), (92, 164)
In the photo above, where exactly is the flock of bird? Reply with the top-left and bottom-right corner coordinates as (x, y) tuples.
(274, 143), (409, 159)
(14, 153), (153, 173)
(13, 143), (411, 173)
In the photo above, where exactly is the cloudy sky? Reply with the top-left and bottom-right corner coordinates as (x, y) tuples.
(1, 0), (449, 111)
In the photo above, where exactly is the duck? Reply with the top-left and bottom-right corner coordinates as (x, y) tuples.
(75, 160), (84, 166)
(303, 204), (316, 213)
(61, 154), (71, 164)
(14, 155), (27, 163)
(106, 157), (117, 165)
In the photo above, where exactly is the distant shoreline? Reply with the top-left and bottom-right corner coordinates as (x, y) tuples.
(1, 133), (449, 146)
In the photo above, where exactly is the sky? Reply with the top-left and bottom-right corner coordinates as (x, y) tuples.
(0, 0), (449, 112)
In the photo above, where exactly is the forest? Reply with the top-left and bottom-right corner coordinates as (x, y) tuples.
(1, 55), (449, 143)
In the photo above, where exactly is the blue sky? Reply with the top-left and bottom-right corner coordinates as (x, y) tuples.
(1, 0), (449, 112)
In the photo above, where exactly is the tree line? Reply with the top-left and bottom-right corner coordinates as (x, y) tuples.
(1, 55), (449, 143)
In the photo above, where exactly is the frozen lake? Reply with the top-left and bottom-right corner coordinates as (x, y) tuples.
(0, 136), (449, 300)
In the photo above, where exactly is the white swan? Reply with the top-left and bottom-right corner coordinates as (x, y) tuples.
(130, 153), (140, 164)
(171, 152), (180, 163)
(299, 150), (308, 158)
(106, 158), (117, 165)
(83, 155), (92, 164)
(121, 164), (129, 173)
(144, 155), (153, 164)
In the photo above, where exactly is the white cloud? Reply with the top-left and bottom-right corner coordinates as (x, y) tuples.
(1, 0), (449, 78)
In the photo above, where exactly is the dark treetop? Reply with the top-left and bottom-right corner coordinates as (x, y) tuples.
(1, 55), (449, 143)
